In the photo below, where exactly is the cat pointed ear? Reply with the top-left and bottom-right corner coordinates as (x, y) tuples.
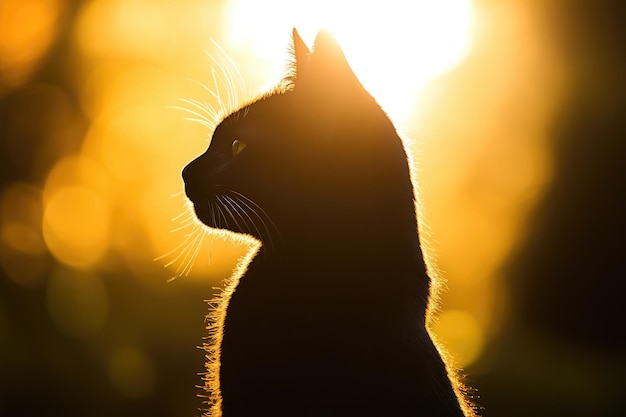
(310, 30), (359, 88)
(288, 28), (310, 87)
(292, 28), (310, 65)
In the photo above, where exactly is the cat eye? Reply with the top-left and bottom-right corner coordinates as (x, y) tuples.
(231, 139), (247, 157)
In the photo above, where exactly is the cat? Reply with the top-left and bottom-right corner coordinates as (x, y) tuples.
(182, 29), (475, 417)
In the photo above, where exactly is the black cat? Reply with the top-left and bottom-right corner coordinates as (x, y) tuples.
(182, 29), (474, 417)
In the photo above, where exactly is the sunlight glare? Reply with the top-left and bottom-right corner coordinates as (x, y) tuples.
(225, 0), (474, 122)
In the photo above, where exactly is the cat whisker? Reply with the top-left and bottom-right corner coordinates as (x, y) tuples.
(222, 195), (260, 235)
(170, 97), (220, 132)
(165, 210), (197, 233)
(205, 43), (246, 113)
(189, 78), (228, 119)
(169, 104), (213, 124)
(222, 195), (272, 253)
(216, 195), (246, 235)
(156, 239), (189, 266)
(169, 235), (199, 278)
(224, 188), (280, 236)
(211, 69), (228, 117)
(224, 193), (276, 253)
(219, 195), (245, 228)
(174, 98), (219, 123)
(161, 198), (220, 281)
(170, 219), (197, 233)
(209, 197), (217, 228)
(155, 221), (200, 263)
(187, 118), (213, 129)
(165, 227), (201, 272)
(215, 199), (228, 229)
(169, 190), (186, 199)
(216, 63), (235, 113)
(204, 54), (230, 99)
(179, 97), (221, 123)
(181, 228), (205, 277)
(209, 39), (248, 99)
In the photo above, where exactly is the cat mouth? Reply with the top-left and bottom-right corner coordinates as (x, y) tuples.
(187, 187), (279, 251)
(184, 181), (216, 204)
(187, 198), (213, 227)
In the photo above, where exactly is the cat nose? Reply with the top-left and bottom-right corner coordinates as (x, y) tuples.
(181, 161), (193, 184)
(182, 154), (218, 201)
(181, 162), (194, 188)
(182, 158), (203, 200)
(182, 153), (206, 183)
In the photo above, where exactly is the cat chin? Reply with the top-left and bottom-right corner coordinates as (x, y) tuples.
(186, 200), (205, 220)
(192, 208), (221, 231)
(190, 203), (258, 242)
(187, 202), (217, 230)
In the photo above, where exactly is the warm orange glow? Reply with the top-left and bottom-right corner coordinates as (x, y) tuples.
(43, 185), (111, 268)
(0, 0), (567, 375)
(42, 155), (111, 203)
(75, 0), (167, 57)
(5, 0), (615, 414)
(431, 309), (485, 368)
(38, 153), (115, 273)
(0, 0), (63, 90)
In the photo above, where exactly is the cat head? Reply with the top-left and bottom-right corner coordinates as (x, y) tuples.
(182, 30), (416, 252)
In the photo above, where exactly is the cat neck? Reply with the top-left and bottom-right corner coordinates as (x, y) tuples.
(254, 198), (430, 296)
(276, 219), (422, 260)
(248, 216), (431, 319)
(266, 182), (422, 264)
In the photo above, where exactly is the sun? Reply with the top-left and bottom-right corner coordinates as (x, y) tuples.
(224, 0), (474, 123)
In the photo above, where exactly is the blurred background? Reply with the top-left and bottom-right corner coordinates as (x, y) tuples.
(0, 0), (624, 416)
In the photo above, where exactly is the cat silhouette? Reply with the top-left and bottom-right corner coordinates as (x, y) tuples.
(183, 29), (474, 417)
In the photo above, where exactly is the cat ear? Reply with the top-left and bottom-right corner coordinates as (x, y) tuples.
(305, 30), (364, 134)
(291, 29), (360, 93)
(292, 30), (368, 140)
(309, 30), (360, 90)
(288, 28), (311, 88)
(292, 28), (310, 66)
(311, 30), (347, 71)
